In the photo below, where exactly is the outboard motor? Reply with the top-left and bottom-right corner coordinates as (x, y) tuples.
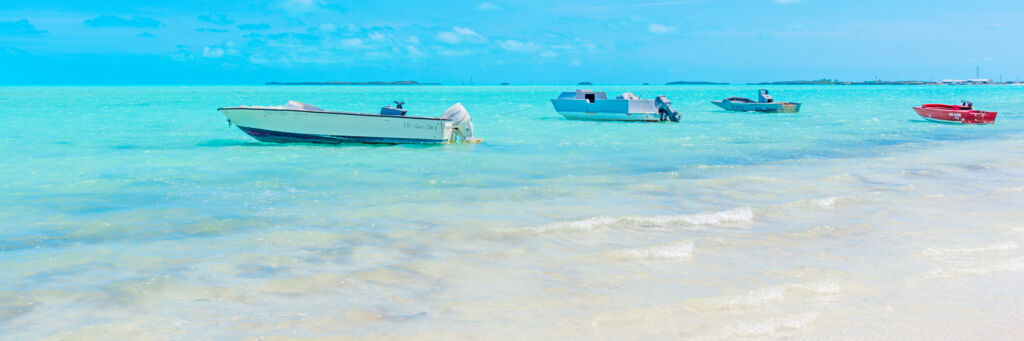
(655, 95), (681, 122)
(440, 103), (481, 143)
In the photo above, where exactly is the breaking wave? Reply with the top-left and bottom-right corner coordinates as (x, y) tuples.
(696, 280), (842, 310)
(519, 207), (754, 233)
(922, 241), (1019, 257)
(609, 240), (694, 260)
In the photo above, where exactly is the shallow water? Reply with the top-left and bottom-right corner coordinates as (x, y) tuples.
(1, 85), (1023, 339)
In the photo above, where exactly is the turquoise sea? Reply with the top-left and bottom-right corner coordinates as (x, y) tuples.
(2, 85), (1024, 339)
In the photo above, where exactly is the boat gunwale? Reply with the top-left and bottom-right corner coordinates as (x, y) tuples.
(217, 107), (450, 121)
(913, 106), (996, 115)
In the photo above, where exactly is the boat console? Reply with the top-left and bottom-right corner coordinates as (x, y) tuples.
(380, 101), (407, 116)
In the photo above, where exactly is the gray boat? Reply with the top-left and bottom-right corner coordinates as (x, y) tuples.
(551, 90), (681, 122)
(712, 89), (801, 113)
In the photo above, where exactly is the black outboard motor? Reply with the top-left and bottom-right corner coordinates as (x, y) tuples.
(655, 95), (681, 122)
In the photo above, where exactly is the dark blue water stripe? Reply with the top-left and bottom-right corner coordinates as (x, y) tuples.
(236, 126), (446, 145)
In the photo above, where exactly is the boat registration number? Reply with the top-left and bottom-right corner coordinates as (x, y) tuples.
(403, 122), (440, 131)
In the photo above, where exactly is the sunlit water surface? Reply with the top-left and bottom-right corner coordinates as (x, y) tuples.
(2, 85), (1024, 339)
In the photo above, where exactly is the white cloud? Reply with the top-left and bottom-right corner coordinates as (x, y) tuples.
(406, 45), (424, 56)
(436, 26), (485, 44)
(368, 32), (385, 41)
(551, 38), (600, 53)
(477, 2), (500, 10)
(647, 23), (676, 34)
(406, 36), (420, 44)
(202, 46), (224, 58)
(569, 59), (582, 66)
(498, 39), (540, 52)
(341, 38), (363, 47)
(282, 0), (321, 12)
(540, 50), (557, 58)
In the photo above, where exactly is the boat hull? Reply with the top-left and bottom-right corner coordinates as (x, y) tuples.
(556, 111), (662, 122)
(219, 108), (454, 144)
(712, 101), (801, 113)
(550, 98), (667, 122)
(913, 106), (996, 124)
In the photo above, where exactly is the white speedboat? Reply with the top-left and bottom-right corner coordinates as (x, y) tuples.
(218, 101), (480, 144)
(550, 90), (680, 122)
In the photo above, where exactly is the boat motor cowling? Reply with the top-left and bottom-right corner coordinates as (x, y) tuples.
(655, 95), (681, 122)
(441, 103), (481, 143)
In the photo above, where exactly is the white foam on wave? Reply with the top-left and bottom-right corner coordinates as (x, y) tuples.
(715, 280), (841, 309)
(921, 241), (1019, 257)
(926, 256), (1024, 278)
(719, 312), (820, 338)
(610, 240), (694, 260)
(520, 207), (754, 233)
(776, 195), (858, 212)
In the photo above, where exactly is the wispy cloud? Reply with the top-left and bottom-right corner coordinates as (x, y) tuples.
(648, 23), (677, 34)
(197, 28), (229, 33)
(436, 26), (486, 44)
(84, 15), (161, 28)
(498, 39), (541, 52)
(0, 19), (47, 35)
(477, 2), (501, 10)
(202, 46), (225, 58)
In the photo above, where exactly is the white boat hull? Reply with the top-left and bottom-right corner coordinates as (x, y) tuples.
(556, 111), (662, 121)
(550, 96), (667, 122)
(219, 108), (454, 144)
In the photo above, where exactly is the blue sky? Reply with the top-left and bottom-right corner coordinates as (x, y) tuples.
(1, 0), (1022, 84)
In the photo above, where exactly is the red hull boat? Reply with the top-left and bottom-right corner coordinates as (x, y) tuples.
(913, 101), (997, 124)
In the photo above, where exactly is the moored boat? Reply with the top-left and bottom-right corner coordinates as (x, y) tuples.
(218, 101), (480, 144)
(712, 89), (801, 113)
(913, 101), (996, 124)
(550, 90), (681, 122)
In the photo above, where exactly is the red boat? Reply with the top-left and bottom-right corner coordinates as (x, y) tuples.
(913, 101), (997, 124)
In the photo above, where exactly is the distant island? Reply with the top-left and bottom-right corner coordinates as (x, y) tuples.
(749, 78), (1023, 85)
(266, 80), (440, 85)
(666, 81), (729, 85)
(578, 82), (593, 85)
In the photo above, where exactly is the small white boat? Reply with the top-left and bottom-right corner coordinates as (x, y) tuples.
(218, 101), (480, 144)
(550, 90), (681, 122)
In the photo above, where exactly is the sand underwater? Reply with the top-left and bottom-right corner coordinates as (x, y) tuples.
(2, 85), (1024, 339)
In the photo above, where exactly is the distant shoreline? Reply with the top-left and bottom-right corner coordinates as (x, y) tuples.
(666, 81), (730, 85)
(749, 79), (1024, 85)
(266, 81), (441, 85)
